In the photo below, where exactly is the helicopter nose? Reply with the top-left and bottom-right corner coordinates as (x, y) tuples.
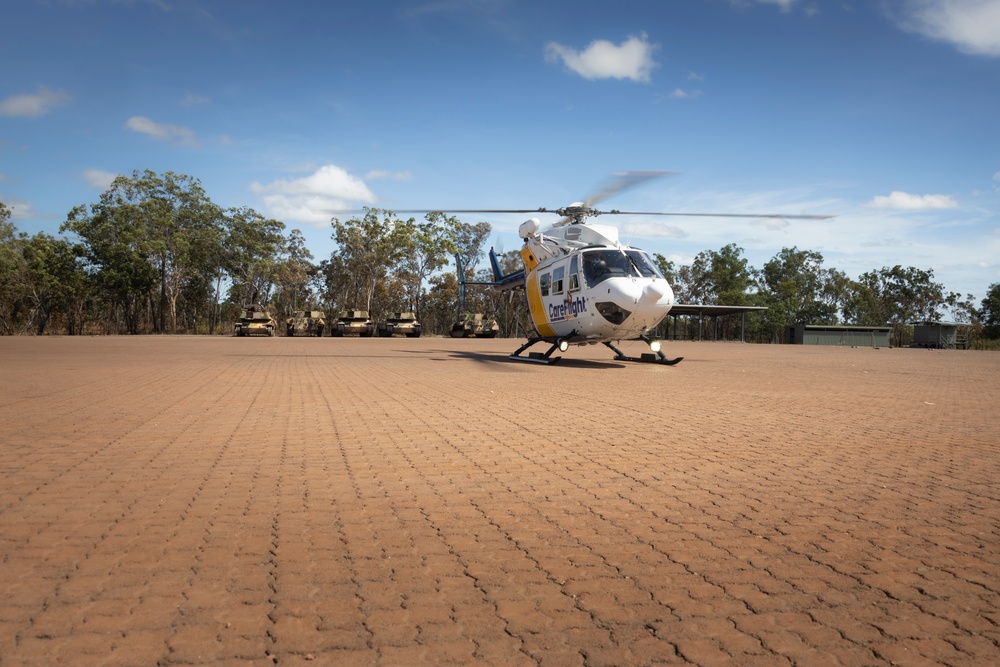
(640, 282), (667, 304)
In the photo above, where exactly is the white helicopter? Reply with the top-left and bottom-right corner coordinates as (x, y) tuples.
(448, 171), (830, 365)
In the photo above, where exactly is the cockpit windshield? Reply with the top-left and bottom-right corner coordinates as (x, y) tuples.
(624, 250), (663, 279)
(582, 249), (663, 286)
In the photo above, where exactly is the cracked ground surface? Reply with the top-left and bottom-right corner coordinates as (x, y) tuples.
(1, 336), (998, 666)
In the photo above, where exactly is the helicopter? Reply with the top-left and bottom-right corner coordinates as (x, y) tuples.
(445, 171), (831, 365)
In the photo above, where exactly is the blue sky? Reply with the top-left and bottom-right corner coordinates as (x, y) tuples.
(3, 0), (999, 303)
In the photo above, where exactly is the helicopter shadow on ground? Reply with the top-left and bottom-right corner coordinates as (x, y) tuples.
(409, 347), (627, 370)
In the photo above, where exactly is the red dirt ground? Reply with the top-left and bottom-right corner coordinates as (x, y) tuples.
(1, 336), (998, 666)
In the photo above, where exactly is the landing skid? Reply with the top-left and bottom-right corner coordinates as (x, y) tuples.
(508, 337), (683, 366)
(604, 341), (683, 366)
(509, 338), (563, 365)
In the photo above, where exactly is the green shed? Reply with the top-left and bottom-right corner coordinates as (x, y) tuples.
(786, 325), (891, 347)
(911, 321), (962, 349)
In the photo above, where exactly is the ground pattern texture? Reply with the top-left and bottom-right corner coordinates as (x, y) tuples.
(1, 337), (998, 666)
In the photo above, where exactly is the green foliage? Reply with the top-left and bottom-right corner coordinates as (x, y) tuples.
(271, 228), (316, 318)
(320, 209), (492, 332)
(20, 233), (89, 334)
(981, 283), (1000, 339)
(652, 253), (677, 286)
(223, 206), (286, 308)
(0, 206), (28, 334)
(752, 247), (838, 343)
(674, 243), (752, 306)
(845, 265), (948, 346)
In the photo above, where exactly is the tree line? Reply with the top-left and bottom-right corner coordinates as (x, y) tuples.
(2, 169), (999, 346)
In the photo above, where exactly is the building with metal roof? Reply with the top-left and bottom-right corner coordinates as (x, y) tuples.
(665, 304), (767, 342)
(911, 321), (965, 349)
(786, 324), (891, 347)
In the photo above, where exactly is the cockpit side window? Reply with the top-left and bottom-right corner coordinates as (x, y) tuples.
(569, 256), (580, 291)
(552, 266), (565, 295)
(540, 272), (551, 297)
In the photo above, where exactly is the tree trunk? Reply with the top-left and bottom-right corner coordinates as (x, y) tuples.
(159, 257), (167, 333)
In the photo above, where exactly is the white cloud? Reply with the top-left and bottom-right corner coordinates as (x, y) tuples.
(751, 217), (791, 231)
(868, 191), (959, 210)
(124, 116), (199, 146)
(250, 164), (377, 227)
(82, 169), (118, 190)
(0, 196), (35, 220)
(545, 34), (658, 83)
(891, 0), (1000, 57)
(669, 88), (703, 100)
(0, 86), (70, 117)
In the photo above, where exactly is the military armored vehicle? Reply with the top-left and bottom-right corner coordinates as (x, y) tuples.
(331, 309), (375, 337)
(234, 305), (277, 337)
(450, 313), (499, 338)
(286, 310), (326, 337)
(378, 311), (422, 338)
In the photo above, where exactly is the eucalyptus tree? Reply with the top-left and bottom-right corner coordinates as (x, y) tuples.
(652, 253), (678, 287)
(60, 170), (224, 333)
(818, 267), (855, 323)
(0, 202), (27, 334)
(676, 243), (753, 306)
(397, 213), (483, 319)
(272, 228), (316, 317)
(223, 206), (287, 307)
(19, 233), (89, 335)
(845, 265), (948, 346)
(422, 271), (461, 335)
(61, 198), (158, 334)
(125, 170), (223, 332)
(330, 208), (411, 314)
(752, 247), (839, 342)
(448, 219), (492, 276)
(980, 283), (1000, 339)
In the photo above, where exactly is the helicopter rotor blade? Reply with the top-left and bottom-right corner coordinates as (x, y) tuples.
(327, 208), (552, 216)
(583, 171), (674, 209)
(596, 210), (833, 220)
(328, 207), (832, 221)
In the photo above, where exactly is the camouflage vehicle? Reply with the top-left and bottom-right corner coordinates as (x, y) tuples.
(285, 310), (326, 337)
(450, 313), (499, 338)
(234, 305), (277, 337)
(378, 311), (422, 338)
(331, 309), (375, 337)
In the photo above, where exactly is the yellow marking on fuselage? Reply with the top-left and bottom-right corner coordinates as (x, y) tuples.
(520, 245), (540, 272)
(525, 272), (556, 338)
